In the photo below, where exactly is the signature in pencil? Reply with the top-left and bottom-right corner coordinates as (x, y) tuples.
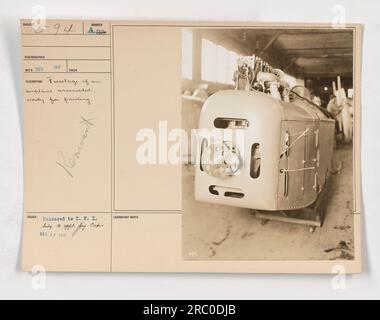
(56, 116), (95, 178)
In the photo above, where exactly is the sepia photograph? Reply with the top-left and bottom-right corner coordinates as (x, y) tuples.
(181, 27), (357, 261)
(4, 0), (380, 301)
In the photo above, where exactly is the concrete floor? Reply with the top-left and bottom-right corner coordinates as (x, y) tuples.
(183, 143), (355, 261)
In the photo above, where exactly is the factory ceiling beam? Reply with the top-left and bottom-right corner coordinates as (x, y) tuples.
(283, 57), (298, 73)
(304, 70), (352, 75)
(224, 28), (354, 78)
(257, 32), (281, 56)
(273, 47), (353, 52)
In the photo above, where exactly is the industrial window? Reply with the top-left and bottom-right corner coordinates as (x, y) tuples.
(214, 118), (249, 129)
(201, 39), (238, 85)
(182, 29), (193, 80)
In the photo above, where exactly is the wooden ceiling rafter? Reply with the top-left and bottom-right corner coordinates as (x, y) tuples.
(224, 28), (353, 77)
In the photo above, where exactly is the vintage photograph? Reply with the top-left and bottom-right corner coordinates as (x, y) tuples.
(181, 27), (356, 261)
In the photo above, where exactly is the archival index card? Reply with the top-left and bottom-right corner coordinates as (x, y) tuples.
(21, 20), (362, 273)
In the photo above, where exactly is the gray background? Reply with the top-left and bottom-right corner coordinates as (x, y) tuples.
(0, 0), (378, 299)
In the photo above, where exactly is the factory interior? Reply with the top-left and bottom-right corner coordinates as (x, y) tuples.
(182, 28), (355, 261)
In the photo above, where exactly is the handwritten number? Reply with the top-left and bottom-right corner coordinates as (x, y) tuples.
(53, 23), (60, 34)
(64, 24), (74, 33)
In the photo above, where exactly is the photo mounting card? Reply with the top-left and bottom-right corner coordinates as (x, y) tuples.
(21, 20), (362, 273)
